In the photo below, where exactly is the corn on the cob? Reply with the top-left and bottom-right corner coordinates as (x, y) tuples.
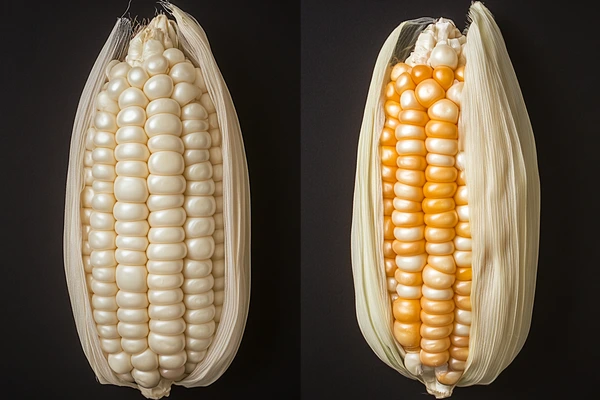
(64, 3), (250, 398)
(351, 2), (539, 398)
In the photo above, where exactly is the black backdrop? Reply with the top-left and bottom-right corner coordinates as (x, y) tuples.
(3, 0), (600, 398)
(2, 0), (299, 399)
(302, 0), (598, 399)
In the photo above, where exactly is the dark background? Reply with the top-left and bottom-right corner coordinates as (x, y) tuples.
(302, 0), (598, 399)
(2, 0), (299, 399)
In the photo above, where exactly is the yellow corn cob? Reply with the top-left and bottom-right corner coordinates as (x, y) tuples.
(351, 2), (539, 398)
(64, 4), (250, 398)
(383, 58), (470, 384)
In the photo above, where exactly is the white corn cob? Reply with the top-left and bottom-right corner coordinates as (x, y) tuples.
(64, 3), (250, 398)
(351, 2), (539, 398)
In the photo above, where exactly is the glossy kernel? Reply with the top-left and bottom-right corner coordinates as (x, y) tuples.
(385, 81), (400, 102)
(426, 166), (458, 183)
(422, 198), (455, 214)
(393, 299), (421, 323)
(425, 120), (458, 138)
(391, 63), (411, 81)
(393, 239), (426, 256)
(423, 182), (457, 199)
(380, 146), (398, 167)
(394, 72), (416, 96)
(380, 127), (396, 146)
(399, 110), (430, 126)
(397, 156), (427, 170)
(411, 65), (433, 84)
(433, 66), (454, 90)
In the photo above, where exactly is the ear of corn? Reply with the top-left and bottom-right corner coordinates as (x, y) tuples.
(350, 2), (540, 398)
(63, 3), (250, 398)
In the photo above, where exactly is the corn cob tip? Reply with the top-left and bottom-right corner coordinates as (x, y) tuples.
(126, 14), (179, 68)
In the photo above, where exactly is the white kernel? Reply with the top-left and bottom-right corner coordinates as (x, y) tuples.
(183, 120), (209, 134)
(115, 160), (149, 178)
(186, 237), (216, 261)
(88, 230), (116, 250)
(117, 308), (149, 323)
(92, 148), (116, 165)
(184, 217), (215, 238)
(127, 67), (149, 88)
(115, 143), (150, 162)
(148, 135), (184, 154)
(117, 106), (146, 127)
(147, 273), (184, 290)
(118, 87), (149, 109)
(95, 111), (118, 132)
(109, 62), (131, 79)
(131, 369), (161, 388)
(146, 243), (187, 261)
(159, 352), (187, 369)
(143, 74), (174, 100)
(148, 227), (185, 243)
(146, 194), (184, 211)
(425, 138), (458, 156)
(395, 254), (427, 272)
(116, 265), (148, 292)
(144, 54), (169, 76)
(96, 92), (120, 114)
(184, 196), (216, 217)
(182, 132), (211, 149)
(90, 250), (116, 268)
(115, 249), (147, 265)
(145, 113), (183, 137)
(116, 126), (147, 144)
(106, 77), (130, 100)
(185, 321), (215, 339)
(148, 151), (185, 175)
(185, 336), (212, 352)
(92, 164), (116, 181)
(131, 348), (159, 372)
(149, 318), (186, 335)
(147, 175), (186, 195)
(395, 284), (421, 299)
(114, 176), (149, 203)
(148, 303), (186, 320)
(163, 48), (185, 66)
(92, 267), (116, 282)
(100, 337), (122, 354)
(92, 180), (114, 194)
(118, 322), (149, 339)
(169, 62), (196, 83)
(94, 131), (116, 149)
(148, 208), (187, 227)
(422, 285), (454, 300)
(116, 291), (149, 309)
(108, 352), (133, 374)
(181, 103), (208, 120)
(90, 212), (115, 231)
(147, 260), (184, 275)
(146, 98), (181, 117)
(172, 82), (201, 106)
(184, 162), (212, 181)
(184, 292), (214, 310)
(183, 259), (213, 278)
(147, 289), (184, 306)
(184, 306), (215, 324)
(182, 277), (214, 295)
(183, 150), (210, 165)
